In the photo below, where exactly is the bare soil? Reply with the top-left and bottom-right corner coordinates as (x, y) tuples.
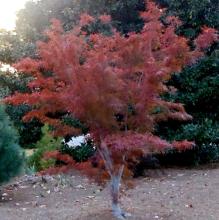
(1, 166), (219, 220)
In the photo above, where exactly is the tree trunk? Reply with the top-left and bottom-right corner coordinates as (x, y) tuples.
(99, 141), (131, 219)
(111, 172), (128, 219)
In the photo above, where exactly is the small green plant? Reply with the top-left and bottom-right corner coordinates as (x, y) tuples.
(27, 124), (62, 171)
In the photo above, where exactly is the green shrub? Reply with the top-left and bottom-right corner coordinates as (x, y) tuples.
(0, 105), (24, 184)
(60, 137), (95, 162)
(156, 54), (219, 165)
(152, 0), (219, 166)
(156, 143), (219, 167)
(5, 104), (43, 149)
(27, 124), (62, 171)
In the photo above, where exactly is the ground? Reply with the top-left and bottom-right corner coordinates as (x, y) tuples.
(0, 166), (219, 220)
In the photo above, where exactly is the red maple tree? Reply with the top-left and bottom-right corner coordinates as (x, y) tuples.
(6, 1), (217, 218)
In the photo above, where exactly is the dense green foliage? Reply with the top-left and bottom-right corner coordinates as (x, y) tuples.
(156, 0), (219, 38)
(15, 0), (145, 40)
(27, 125), (61, 171)
(156, 53), (219, 164)
(0, 70), (43, 148)
(0, 105), (24, 184)
(167, 55), (219, 119)
(150, 0), (219, 165)
(6, 105), (43, 148)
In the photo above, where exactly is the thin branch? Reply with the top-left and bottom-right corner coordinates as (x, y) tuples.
(98, 141), (113, 177)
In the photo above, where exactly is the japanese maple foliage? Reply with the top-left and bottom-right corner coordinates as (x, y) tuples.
(6, 1), (217, 218)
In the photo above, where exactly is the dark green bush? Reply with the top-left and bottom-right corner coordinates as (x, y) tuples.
(156, 54), (219, 165)
(151, 0), (219, 166)
(156, 143), (219, 167)
(5, 104), (43, 148)
(60, 137), (95, 162)
(0, 105), (24, 184)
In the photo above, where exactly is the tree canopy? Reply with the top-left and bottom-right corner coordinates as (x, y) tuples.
(6, 3), (217, 216)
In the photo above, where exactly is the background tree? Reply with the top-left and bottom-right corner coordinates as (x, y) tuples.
(153, 0), (219, 165)
(156, 51), (219, 165)
(0, 0), (145, 64)
(156, 0), (219, 38)
(0, 29), (36, 64)
(6, 2), (217, 218)
(1, 0), (218, 63)
(0, 104), (24, 184)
